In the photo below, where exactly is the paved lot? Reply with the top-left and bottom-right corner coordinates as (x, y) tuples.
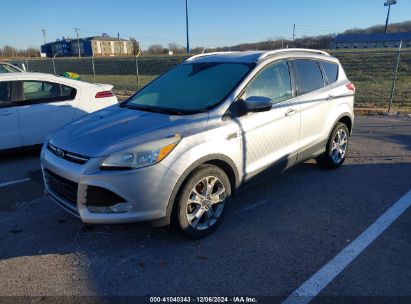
(0, 115), (410, 302)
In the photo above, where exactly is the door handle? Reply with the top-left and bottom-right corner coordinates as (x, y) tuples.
(327, 95), (335, 101)
(226, 132), (238, 140)
(285, 109), (296, 117)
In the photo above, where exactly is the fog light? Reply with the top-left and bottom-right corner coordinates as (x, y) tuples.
(87, 203), (132, 214)
(110, 203), (132, 213)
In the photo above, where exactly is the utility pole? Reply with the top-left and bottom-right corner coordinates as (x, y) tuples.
(185, 0), (190, 54)
(292, 24), (296, 47)
(42, 29), (47, 44)
(75, 28), (81, 57)
(384, 0), (397, 34)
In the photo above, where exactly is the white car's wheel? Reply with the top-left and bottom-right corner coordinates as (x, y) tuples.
(177, 165), (231, 239)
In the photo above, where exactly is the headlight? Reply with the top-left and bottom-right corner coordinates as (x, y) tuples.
(101, 134), (182, 170)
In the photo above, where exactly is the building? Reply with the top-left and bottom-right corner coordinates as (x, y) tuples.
(87, 34), (133, 57)
(41, 34), (133, 57)
(332, 32), (411, 49)
(41, 37), (72, 57)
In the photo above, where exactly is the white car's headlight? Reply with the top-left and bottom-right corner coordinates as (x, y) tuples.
(100, 134), (182, 170)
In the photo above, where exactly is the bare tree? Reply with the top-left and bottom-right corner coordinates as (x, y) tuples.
(0, 45), (40, 58)
(167, 42), (185, 54)
(148, 44), (165, 55)
(130, 37), (140, 55)
(25, 47), (40, 57)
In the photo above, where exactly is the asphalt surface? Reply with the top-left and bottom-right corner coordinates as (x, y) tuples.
(0, 115), (410, 302)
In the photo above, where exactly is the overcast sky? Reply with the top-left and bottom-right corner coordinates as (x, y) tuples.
(1, 0), (410, 49)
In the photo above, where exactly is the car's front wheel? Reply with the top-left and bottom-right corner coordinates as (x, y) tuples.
(177, 165), (231, 239)
(317, 122), (350, 169)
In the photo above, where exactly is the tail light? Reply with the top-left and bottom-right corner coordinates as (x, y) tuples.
(95, 91), (114, 98)
(346, 83), (356, 94)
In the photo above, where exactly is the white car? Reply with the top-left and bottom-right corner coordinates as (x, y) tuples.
(0, 72), (118, 150)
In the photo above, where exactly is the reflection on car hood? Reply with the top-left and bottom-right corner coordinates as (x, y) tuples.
(49, 105), (209, 157)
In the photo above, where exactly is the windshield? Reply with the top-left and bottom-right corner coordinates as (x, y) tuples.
(0, 64), (21, 73)
(124, 62), (253, 114)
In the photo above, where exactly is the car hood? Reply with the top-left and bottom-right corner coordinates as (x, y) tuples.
(49, 105), (209, 157)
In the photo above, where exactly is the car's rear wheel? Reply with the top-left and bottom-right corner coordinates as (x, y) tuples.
(317, 122), (349, 169)
(177, 165), (231, 239)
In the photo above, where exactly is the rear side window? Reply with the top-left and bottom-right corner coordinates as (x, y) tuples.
(294, 60), (325, 95)
(245, 61), (292, 104)
(0, 82), (12, 103)
(0, 81), (18, 108)
(321, 61), (339, 84)
(22, 81), (76, 104)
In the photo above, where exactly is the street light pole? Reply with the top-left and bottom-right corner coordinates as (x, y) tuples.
(42, 29), (47, 44)
(75, 28), (81, 57)
(384, 0), (397, 34)
(185, 0), (190, 54)
(385, 5), (391, 34)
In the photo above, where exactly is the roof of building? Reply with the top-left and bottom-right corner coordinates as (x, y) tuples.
(334, 32), (411, 43)
(86, 36), (129, 42)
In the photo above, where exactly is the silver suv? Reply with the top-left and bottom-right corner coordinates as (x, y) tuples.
(41, 49), (355, 238)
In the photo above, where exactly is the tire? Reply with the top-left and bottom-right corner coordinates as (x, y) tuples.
(316, 122), (349, 169)
(177, 164), (231, 239)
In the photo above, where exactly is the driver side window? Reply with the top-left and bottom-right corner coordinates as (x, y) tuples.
(245, 61), (292, 104)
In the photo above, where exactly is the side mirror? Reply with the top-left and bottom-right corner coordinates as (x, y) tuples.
(244, 96), (273, 112)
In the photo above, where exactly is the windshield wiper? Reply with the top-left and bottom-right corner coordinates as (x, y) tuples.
(124, 104), (186, 115)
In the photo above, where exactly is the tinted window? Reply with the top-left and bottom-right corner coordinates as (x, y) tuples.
(321, 61), (339, 84)
(0, 82), (12, 103)
(0, 64), (20, 73)
(294, 60), (325, 95)
(0, 82), (18, 108)
(126, 62), (252, 113)
(22, 81), (76, 103)
(245, 61), (292, 104)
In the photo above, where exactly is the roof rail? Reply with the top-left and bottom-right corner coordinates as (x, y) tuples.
(185, 51), (238, 62)
(258, 48), (330, 60)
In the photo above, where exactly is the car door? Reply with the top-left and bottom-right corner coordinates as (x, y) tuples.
(292, 59), (331, 158)
(234, 60), (300, 179)
(17, 80), (79, 146)
(0, 81), (23, 149)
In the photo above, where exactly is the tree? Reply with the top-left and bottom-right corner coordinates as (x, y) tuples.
(0, 45), (40, 58)
(130, 37), (140, 55)
(147, 44), (164, 55)
(167, 42), (185, 54)
(25, 47), (40, 57)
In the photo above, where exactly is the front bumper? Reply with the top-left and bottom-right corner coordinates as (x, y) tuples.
(40, 144), (180, 224)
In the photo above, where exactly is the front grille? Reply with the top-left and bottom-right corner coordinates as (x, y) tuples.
(86, 186), (125, 207)
(44, 169), (78, 206)
(47, 143), (89, 165)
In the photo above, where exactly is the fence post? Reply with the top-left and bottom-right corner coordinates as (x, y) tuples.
(25, 59), (29, 72)
(52, 59), (56, 75)
(388, 41), (402, 114)
(91, 56), (96, 82)
(135, 51), (141, 90)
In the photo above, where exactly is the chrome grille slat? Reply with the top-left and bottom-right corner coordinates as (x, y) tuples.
(47, 143), (90, 165)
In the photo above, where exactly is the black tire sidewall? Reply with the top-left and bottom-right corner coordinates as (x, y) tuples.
(177, 165), (231, 239)
(323, 122), (349, 168)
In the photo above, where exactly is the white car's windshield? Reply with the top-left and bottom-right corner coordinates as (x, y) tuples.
(0, 64), (21, 73)
(123, 62), (253, 114)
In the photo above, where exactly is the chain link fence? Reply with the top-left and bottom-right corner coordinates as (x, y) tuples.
(13, 50), (411, 113)
(331, 50), (411, 114)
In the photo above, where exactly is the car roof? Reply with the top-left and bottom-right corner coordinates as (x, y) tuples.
(185, 49), (336, 64)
